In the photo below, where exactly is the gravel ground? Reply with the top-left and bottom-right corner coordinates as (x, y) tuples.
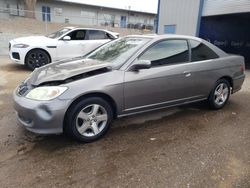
(0, 56), (249, 188)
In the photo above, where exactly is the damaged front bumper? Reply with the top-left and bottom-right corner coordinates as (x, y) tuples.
(13, 88), (71, 134)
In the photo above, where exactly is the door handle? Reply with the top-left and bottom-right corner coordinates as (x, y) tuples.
(183, 71), (191, 77)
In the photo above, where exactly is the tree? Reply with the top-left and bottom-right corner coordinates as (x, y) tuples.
(24, 0), (37, 18)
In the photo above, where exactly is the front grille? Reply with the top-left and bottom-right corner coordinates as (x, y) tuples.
(18, 82), (29, 96)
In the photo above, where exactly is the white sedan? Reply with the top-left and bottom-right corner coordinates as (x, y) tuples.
(9, 27), (119, 70)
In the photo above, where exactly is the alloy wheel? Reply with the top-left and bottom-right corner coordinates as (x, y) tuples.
(27, 51), (49, 69)
(214, 83), (229, 106)
(76, 104), (108, 137)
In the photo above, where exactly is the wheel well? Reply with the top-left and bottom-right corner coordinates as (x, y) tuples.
(25, 48), (52, 64)
(64, 93), (118, 125)
(219, 76), (233, 89)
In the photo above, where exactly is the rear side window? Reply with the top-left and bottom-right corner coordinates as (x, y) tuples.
(139, 39), (189, 67)
(88, 30), (107, 40)
(190, 40), (219, 62)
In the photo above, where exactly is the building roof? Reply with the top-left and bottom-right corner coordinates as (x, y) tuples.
(55, 0), (156, 15)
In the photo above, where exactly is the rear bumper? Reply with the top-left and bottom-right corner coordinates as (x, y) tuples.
(232, 74), (245, 93)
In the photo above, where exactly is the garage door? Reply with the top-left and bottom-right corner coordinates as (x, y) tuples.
(199, 13), (250, 68)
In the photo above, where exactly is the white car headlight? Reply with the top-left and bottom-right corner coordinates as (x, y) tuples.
(13, 44), (30, 48)
(25, 86), (68, 101)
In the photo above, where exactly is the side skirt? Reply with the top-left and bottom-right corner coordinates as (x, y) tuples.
(117, 98), (207, 118)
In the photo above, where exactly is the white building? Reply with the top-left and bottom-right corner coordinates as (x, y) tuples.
(157, 0), (250, 66)
(0, 0), (156, 29)
(157, 0), (202, 36)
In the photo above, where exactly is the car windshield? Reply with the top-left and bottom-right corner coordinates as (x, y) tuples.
(85, 37), (151, 67)
(46, 28), (71, 39)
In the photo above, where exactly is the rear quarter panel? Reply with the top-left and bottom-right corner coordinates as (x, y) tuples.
(193, 55), (245, 97)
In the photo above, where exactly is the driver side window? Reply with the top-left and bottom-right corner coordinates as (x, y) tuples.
(67, 30), (86, 40)
(139, 39), (189, 67)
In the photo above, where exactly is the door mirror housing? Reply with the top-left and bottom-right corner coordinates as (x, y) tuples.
(129, 60), (151, 71)
(62, 36), (71, 41)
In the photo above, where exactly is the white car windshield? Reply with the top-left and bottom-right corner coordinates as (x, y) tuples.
(86, 37), (151, 67)
(47, 28), (71, 39)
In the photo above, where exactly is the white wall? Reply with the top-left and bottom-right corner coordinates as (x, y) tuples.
(203, 0), (250, 16)
(158, 0), (201, 36)
(35, 0), (155, 27)
(36, 1), (99, 25)
(0, 0), (155, 27)
(0, 0), (25, 18)
(0, 0), (8, 19)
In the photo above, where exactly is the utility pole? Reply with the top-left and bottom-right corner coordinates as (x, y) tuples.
(16, 0), (20, 16)
(128, 5), (131, 28)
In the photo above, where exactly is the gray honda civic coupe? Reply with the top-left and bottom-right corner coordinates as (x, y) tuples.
(13, 35), (245, 142)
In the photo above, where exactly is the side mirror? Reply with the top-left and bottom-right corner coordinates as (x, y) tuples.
(62, 36), (71, 41)
(129, 60), (151, 71)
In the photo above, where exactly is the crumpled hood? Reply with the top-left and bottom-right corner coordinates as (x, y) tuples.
(11, 36), (55, 45)
(28, 58), (112, 86)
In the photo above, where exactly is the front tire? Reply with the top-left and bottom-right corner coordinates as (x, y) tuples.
(25, 49), (50, 70)
(64, 97), (113, 143)
(208, 79), (230, 110)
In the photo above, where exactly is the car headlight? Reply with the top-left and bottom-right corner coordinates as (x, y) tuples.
(13, 44), (30, 48)
(25, 86), (68, 101)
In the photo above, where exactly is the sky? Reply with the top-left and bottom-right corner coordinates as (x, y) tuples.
(61, 0), (158, 14)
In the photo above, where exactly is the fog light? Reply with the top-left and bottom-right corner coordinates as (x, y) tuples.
(17, 113), (32, 126)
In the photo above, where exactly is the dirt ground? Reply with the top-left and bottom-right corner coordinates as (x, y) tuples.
(0, 55), (249, 188)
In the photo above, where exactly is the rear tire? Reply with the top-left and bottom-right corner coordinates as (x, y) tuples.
(25, 49), (50, 70)
(208, 79), (230, 110)
(64, 97), (113, 143)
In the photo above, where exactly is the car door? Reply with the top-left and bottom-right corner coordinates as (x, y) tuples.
(123, 39), (204, 113)
(81, 30), (111, 53)
(56, 29), (86, 60)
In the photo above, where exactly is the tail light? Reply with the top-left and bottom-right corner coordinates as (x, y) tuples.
(240, 64), (245, 73)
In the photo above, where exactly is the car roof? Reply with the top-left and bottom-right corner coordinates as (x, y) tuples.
(126, 34), (203, 42)
(64, 27), (115, 33)
(124, 34), (228, 57)
(64, 26), (76, 30)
